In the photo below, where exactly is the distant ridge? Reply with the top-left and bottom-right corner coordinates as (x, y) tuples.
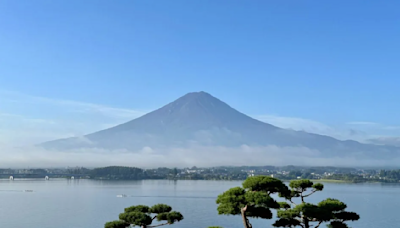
(40, 91), (400, 159)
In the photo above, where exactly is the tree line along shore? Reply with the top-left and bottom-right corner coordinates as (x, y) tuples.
(2, 165), (400, 183)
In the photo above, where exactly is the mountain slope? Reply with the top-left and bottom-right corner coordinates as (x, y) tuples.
(40, 92), (400, 158)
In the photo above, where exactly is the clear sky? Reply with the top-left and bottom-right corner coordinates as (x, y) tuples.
(1, 0), (400, 146)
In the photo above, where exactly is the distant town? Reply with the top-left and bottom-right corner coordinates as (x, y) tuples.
(2, 165), (400, 183)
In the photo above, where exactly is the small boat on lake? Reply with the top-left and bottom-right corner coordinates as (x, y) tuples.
(116, 194), (127, 198)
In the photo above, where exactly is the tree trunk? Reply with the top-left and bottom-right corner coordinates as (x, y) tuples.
(241, 206), (251, 228)
(304, 218), (309, 228)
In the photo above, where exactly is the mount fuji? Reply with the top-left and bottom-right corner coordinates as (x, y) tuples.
(40, 91), (399, 159)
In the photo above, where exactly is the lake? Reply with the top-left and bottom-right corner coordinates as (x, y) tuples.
(0, 179), (398, 228)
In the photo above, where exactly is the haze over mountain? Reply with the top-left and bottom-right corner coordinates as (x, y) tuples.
(40, 92), (399, 159)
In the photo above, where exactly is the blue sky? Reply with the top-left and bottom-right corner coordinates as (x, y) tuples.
(1, 0), (400, 146)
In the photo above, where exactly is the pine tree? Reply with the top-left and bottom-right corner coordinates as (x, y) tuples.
(274, 180), (360, 228)
(105, 204), (183, 228)
(216, 176), (287, 228)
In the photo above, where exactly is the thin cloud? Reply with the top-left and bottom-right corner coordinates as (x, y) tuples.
(0, 145), (396, 169)
(346, 121), (379, 125)
(345, 121), (400, 138)
(0, 112), (56, 124)
(255, 115), (331, 132)
(383, 126), (400, 130)
(367, 137), (400, 147)
(0, 90), (147, 146)
(255, 115), (366, 141)
(0, 90), (146, 119)
(256, 115), (400, 145)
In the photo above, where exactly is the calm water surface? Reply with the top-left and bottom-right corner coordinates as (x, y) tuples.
(0, 179), (398, 228)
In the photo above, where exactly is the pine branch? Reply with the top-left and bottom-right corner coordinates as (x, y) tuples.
(148, 222), (170, 227)
(314, 221), (323, 228)
(303, 190), (317, 197)
(288, 199), (297, 205)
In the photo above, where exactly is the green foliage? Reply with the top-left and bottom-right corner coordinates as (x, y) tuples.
(318, 198), (346, 212)
(289, 179), (314, 190)
(324, 173), (365, 183)
(273, 218), (301, 227)
(242, 176), (286, 193)
(278, 202), (291, 209)
(164, 211), (184, 223)
(279, 180), (324, 200)
(151, 204), (172, 213)
(119, 212), (152, 226)
(155, 211), (183, 224)
(273, 179), (360, 228)
(379, 169), (400, 180)
(327, 221), (349, 228)
(334, 211), (360, 221)
(216, 176), (287, 227)
(105, 204), (183, 228)
(313, 182), (324, 191)
(245, 206), (273, 219)
(245, 191), (280, 209)
(91, 166), (147, 180)
(104, 220), (129, 228)
(277, 207), (300, 219)
(216, 187), (247, 215)
(124, 205), (150, 213)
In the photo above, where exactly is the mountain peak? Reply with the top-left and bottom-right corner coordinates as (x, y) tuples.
(187, 91), (208, 95)
(179, 91), (214, 100)
(165, 91), (224, 111)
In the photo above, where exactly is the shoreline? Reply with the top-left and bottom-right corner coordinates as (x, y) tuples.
(0, 177), (390, 184)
